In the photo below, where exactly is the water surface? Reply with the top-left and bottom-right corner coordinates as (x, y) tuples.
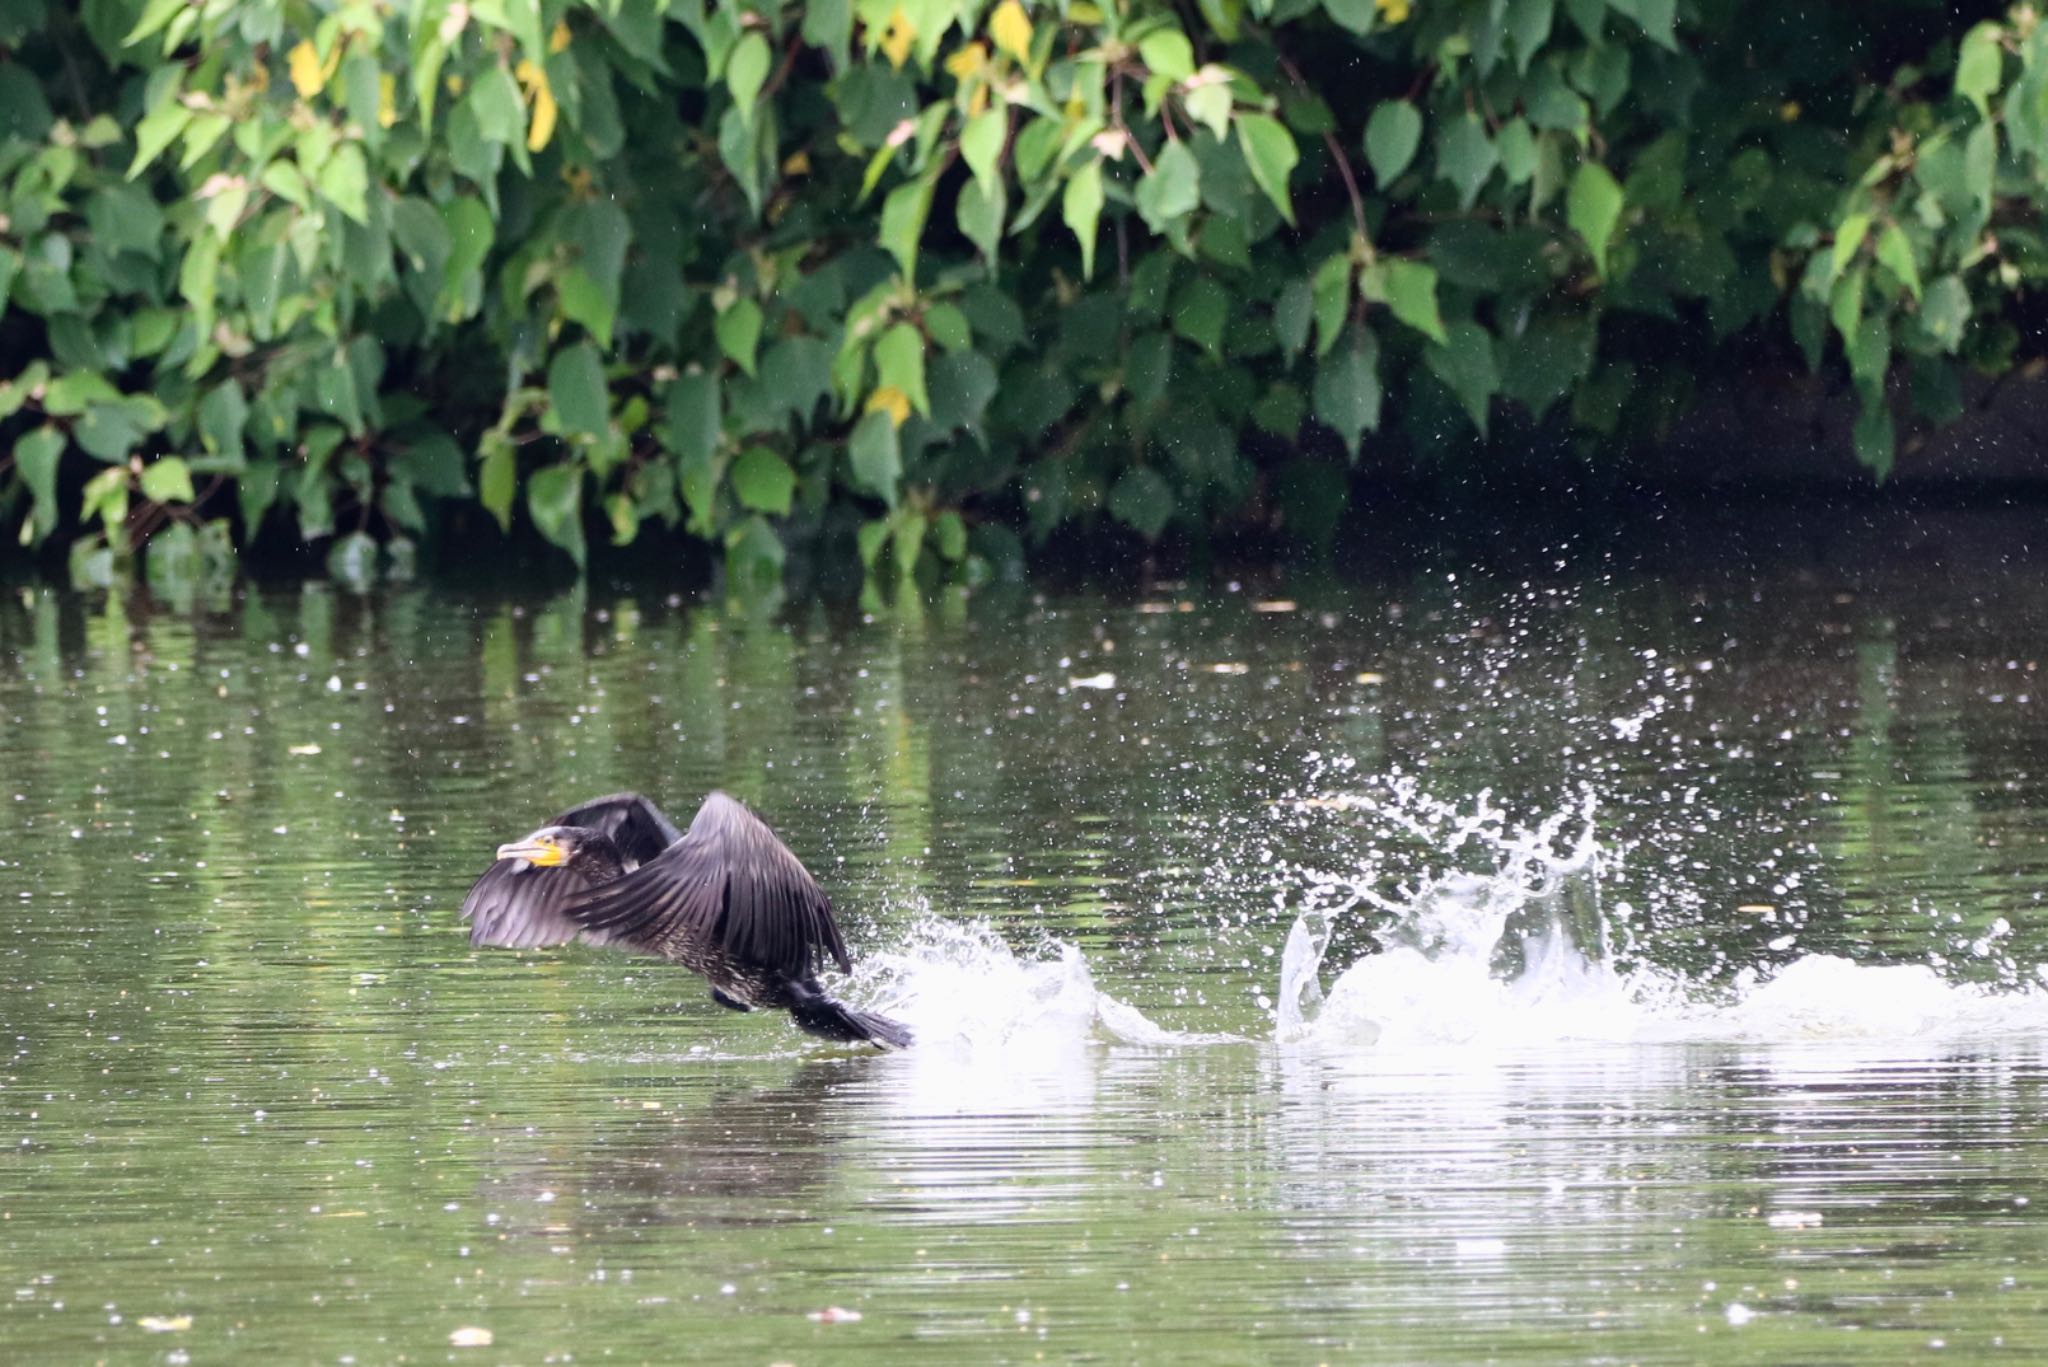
(5, 550), (2048, 1361)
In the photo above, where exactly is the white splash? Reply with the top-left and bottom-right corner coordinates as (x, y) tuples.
(852, 919), (1236, 1052)
(1275, 783), (2048, 1050)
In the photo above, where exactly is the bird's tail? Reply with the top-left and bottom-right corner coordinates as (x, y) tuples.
(790, 995), (913, 1049)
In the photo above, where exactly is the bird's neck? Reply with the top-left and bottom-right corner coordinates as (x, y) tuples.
(566, 835), (629, 885)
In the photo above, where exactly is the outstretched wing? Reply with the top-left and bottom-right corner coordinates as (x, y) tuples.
(546, 792), (684, 866)
(460, 792), (683, 950)
(461, 856), (610, 949)
(567, 792), (852, 978)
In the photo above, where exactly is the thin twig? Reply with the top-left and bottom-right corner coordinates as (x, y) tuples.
(1271, 48), (1367, 243)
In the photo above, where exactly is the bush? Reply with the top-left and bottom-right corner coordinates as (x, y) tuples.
(0, 0), (2041, 594)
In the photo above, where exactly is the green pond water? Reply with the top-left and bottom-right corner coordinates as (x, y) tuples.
(5, 544), (2048, 1363)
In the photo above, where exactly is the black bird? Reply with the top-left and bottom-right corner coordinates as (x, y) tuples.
(461, 791), (910, 1048)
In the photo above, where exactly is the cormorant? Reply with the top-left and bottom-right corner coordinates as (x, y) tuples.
(461, 791), (910, 1048)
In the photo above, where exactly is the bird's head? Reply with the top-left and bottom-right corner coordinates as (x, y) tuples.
(495, 825), (586, 871)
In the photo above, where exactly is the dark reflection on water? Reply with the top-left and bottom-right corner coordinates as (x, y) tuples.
(4, 547), (2048, 1360)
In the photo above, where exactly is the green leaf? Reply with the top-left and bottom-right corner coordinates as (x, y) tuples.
(1108, 467), (1174, 539)
(1274, 278), (1312, 363)
(128, 100), (191, 178)
(957, 176), (1006, 265)
(1378, 260), (1447, 344)
(1364, 100), (1422, 186)
(1608, 0), (1675, 51)
(727, 32), (770, 126)
(527, 462), (587, 567)
(314, 143), (369, 224)
(1184, 80), (1232, 142)
(1310, 254), (1350, 358)
(1567, 162), (1624, 276)
(198, 382), (249, 462)
(881, 174), (935, 281)
(1140, 30), (1195, 82)
(716, 297), (764, 376)
(933, 509), (968, 561)
(1172, 275), (1229, 359)
(1498, 314), (1595, 418)
(439, 197), (494, 321)
(665, 370), (722, 463)
(1322, 0), (1377, 33)
(1437, 113), (1499, 210)
(1497, 118), (1537, 184)
(1313, 325), (1381, 459)
(926, 302), (973, 353)
(875, 322), (931, 417)
(479, 434), (516, 532)
(961, 108), (1005, 194)
(13, 425), (62, 542)
(1425, 321), (1500, 434)
(1064, 159), (1105, 279)
(469, 65), (527, 147)
(1921, 275), (1970, 353)
(1507, 0), (1555, 72)
(1956, 22), (2002, 121)
(138, 456), (195, 505)
(548, 342), (609, 438)
(847, 409), (902, 507)
(1830, 212), (1871, 279)
(730, 446), (796, 515)
(1135, 139), (1201, 232)
(1875, 223), (1920, 300)
(1236, 114), (1299, 225)
(857, 516), (890, 569)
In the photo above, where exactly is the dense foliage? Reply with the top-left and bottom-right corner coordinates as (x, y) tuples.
(0, 0), (2041, 592)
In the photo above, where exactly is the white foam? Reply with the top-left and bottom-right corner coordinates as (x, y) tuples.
(852, 920), (1235, 1053)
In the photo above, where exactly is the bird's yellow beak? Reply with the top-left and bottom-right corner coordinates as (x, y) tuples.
(496, 836), (564, 867)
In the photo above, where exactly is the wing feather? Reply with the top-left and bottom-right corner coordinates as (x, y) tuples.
(459, 792), (683, 951)
(567, 792), (852, 977)
(545, 792), (683, 865)
(461, 857), (603, 949)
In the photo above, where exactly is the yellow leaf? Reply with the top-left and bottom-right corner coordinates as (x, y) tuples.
(866, 385), (911, 426)
(528, 82), (558, 151)
(881, 7), (916, 70)
(516, 60), (558, 151)
(782, 149), (812, 176)
(1069, 0), (1104, 20)
(968, 83), (989, 118)
(945, 42), (987, 79)
(549, 21), (573, 53)
(288, 41), (327, 99)
(990, 0), (1033, 61)
(445, 74), (466, 96)
(377, 73), (398, 128)
(1373, 0), (1410, 22)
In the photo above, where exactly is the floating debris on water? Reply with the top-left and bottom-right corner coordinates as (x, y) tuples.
(449, 1326), (494, 1347)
